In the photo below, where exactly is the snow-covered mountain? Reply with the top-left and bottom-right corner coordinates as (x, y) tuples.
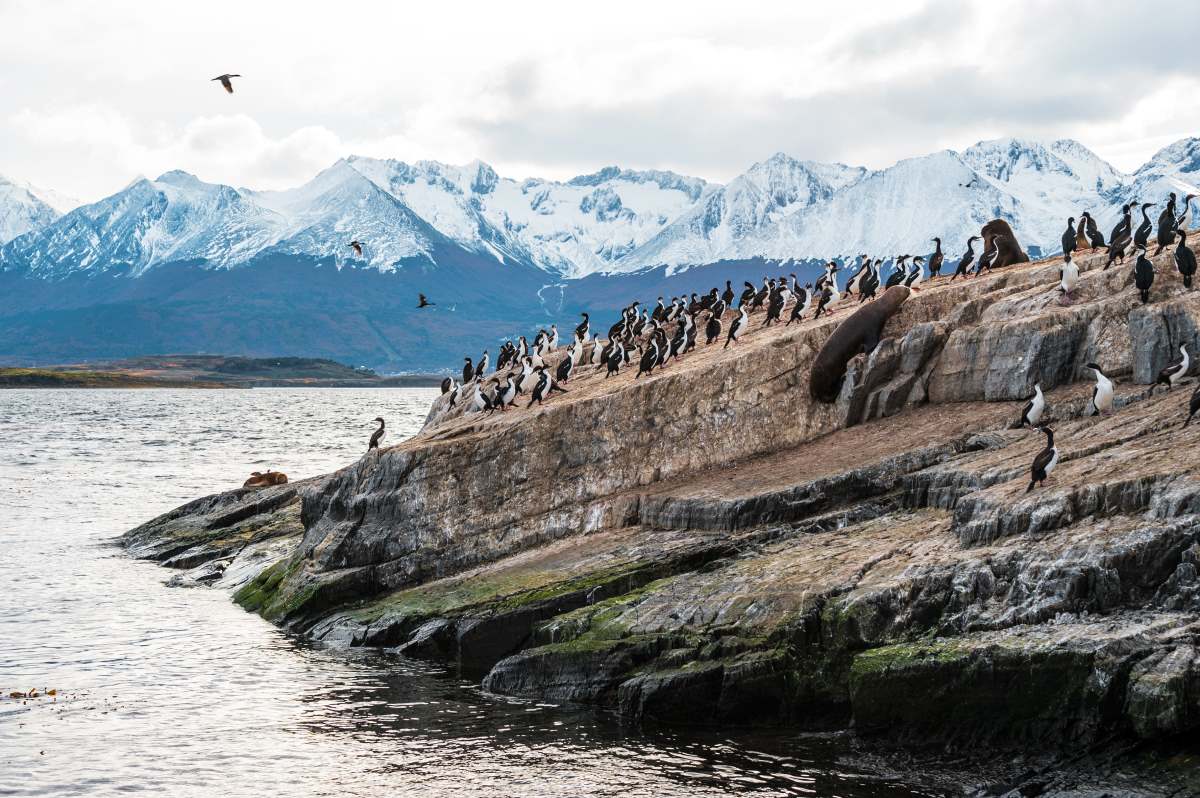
(0, 175), (63, 245)
(344, 156), (710, 277)
(5, 137), (1200, 282)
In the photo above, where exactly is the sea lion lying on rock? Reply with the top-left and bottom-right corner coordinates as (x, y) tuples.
(981, 218), (1029, 269)
(243, 470), (288, 489)
(809, 285), (910, 403)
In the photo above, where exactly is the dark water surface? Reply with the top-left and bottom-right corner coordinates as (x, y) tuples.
(0, 389), (945, 797)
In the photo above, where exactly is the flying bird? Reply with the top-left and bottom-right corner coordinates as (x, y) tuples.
(417, 293), (434, 308)
(211, 74), (241, 94)
(348, 240), (363, 257)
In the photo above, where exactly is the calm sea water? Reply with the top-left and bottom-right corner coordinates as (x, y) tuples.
(0, 388), (945, 797)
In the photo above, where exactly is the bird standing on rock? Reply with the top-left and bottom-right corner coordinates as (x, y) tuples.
(1086, 363), (1114, 416)
(929, 238), (944, 278)
(1134, 203), (1156, 250)
(952, 237), (979, 280)
(1175, 228), (1196, 289)
(368, 417), (386, 451)
(1059, 253), (1079, 305)
(725, 305), (748, 348)
(1026, 426), (1059, 492)
(1019, 383), (1045, 428)
(1061, 217), (1077, 256)
(1155, 193), (1178, 255)
(1134, 245), (1155, 304)
(1083, 213), (1105, 248)
(1156, 344), (1190, 390)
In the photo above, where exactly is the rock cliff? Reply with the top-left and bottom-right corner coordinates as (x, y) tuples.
(124, 242), (1200, 791)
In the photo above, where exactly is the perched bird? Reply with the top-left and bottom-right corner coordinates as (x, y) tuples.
(212, 73), (241, 93)
(467, 382), (494, 414)
(368, 417), (386, 451)
(1058, 253), (1079, 305)
(1075, 217), (1090, 252)
(527, 367), (567, 407)
(1018, 383), (1045, 428)
(1083, 212), (1105, 248)
(724, 305), (748, 348)
(440, 376), (458, 395)
(952, 237), (980, 280)
(1086, 363), (1114, 416)
(1175, 228), (1196, 289)
(474, 350), (489, 379)
(555, 352), (574, 383)
(1156, 344), (1190, 390)
(904, 256), (926, 291)
(1133, 244), (1155, 304)
(705, 310), (722, 344)
(417, 293), (434, 308)
(1133, 203), (1156, 250)
(461, 357), (474, 385)
(1061, 217), (1077, 256)
(722, 281), (735, 307)
(787, 285), (813, 324)
(1155, 193), (1178, 255)
(929, 238), (944, 278)
(1105, 205), (1133, 270)
(1175, 193), (1196, 231)
(575, 313), (590, 341)
(1026, 426), (1059, 492)
(885, 256), (909, 289)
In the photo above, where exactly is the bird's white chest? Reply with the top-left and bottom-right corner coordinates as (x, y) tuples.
(1044, 447), (1059, 476)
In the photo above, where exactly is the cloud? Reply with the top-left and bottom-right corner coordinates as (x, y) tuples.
(2, 0), (1199, 199)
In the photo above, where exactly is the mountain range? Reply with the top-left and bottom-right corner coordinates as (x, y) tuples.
(2, 137), (1198, 371)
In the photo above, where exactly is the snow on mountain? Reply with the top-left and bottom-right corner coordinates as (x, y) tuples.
(0, 175), (62, 245)
(345, 156), (710, 277)
(7, 137), (1200, 281)
(247, 159), (443, 270)
(617, 153), (865, 273)
(751, 150), (1014, 262)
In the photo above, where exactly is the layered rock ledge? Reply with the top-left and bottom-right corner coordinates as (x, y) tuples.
(124, 245), (1200, 791)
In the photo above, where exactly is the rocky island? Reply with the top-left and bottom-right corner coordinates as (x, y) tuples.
(123, 243), (1200, 794)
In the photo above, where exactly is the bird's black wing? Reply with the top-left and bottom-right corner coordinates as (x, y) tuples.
(1031, 446), (1054, 477)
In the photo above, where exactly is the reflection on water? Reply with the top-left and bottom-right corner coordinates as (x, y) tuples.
(0, 388), (944, 797)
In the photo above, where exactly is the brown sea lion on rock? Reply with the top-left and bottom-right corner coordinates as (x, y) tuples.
(809, 285), (910, 403)
(980, 219), (1029, 269)
(243, 470), (288, 489)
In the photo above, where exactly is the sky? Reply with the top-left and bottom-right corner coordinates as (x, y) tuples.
(2, 0), (1199, 204)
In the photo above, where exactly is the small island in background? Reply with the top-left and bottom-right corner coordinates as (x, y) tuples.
(0, 355), (444, 389)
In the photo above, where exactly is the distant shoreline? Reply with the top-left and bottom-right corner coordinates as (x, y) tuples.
(0, 358), (446, 389)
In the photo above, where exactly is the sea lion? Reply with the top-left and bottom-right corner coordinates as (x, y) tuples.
(243, 470), (288, 488)
(980, 219), (1029, 269)
(809, 285), (910, 403)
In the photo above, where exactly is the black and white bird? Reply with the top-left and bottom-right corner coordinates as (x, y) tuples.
(556, 352), (574, 383)
(1026, 426), (1059, 492)
(1058, 253), (1079, 305)
(722, 281), (735, 308)
(724, 305), (748, 348)
(440, 376), (458, 395)
(952, 237), (979, 280)
(212, 73), (241, 93)
(885, 256), (909, 289)
(705, 310), (722, 344)
(787, 285), (813, 324)
(527, 367), (567, 407)
(495, 375), (518, 410)
(1086, 363), (1114, 416)
(474, 351), (489, 379)
(368, 417), (386, 451)
(1175, 228), (1196, 289)
(461, 357), (474, 384)
(1156, 344), (1190, 390)
(1061, 217), (1077, 256)
(1018, 383), (1045, 428)
(904, 256), (926, 291)
(468, 381), (494, 413)
(575, 313), (590, 342)
(1083, 212), (1105, 248)
(1175, 193), (1196, 231)
(348, 240), (364, 257)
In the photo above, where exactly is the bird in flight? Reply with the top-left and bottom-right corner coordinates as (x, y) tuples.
(417, 294), (435, 308)
(211, 74), (241, 94)
(348, 240), (363, 257)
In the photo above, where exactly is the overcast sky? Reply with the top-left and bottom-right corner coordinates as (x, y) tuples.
(2, 0), (1198, 203)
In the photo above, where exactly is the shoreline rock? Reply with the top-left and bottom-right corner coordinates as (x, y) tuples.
(122, 244), (1200, 793)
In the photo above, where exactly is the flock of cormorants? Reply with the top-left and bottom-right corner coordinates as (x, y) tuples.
(367, 191), (1199, 496)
